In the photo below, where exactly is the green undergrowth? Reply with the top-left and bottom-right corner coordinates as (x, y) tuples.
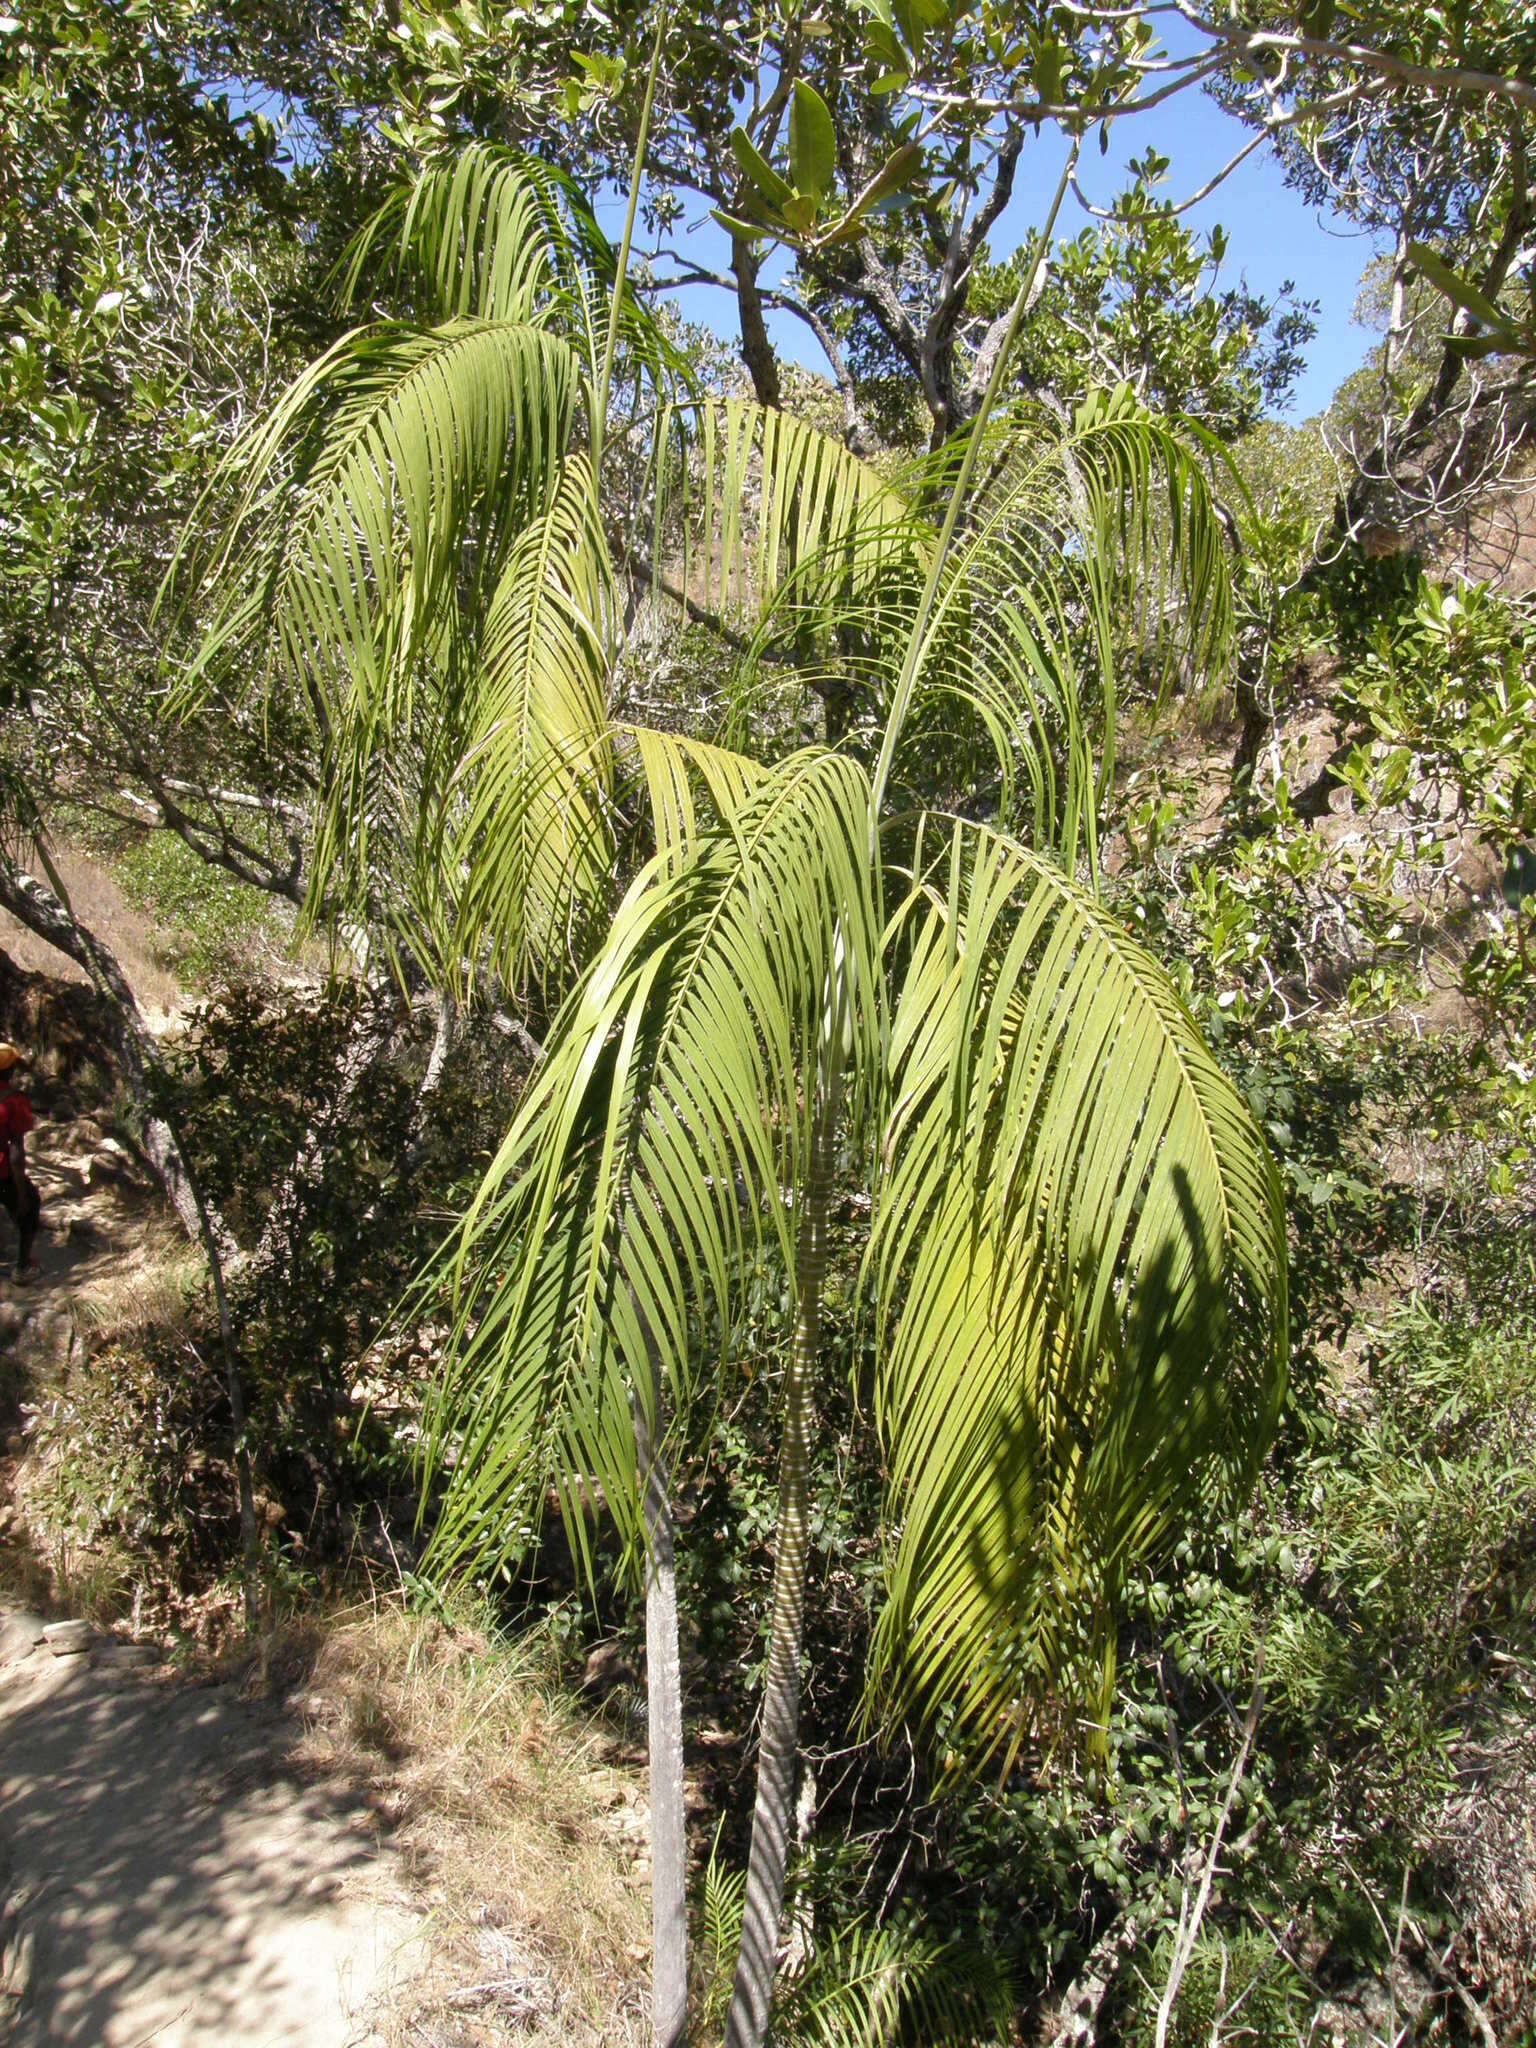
(846, 1290), (1535, 2046)
(116, 830), (285, 987)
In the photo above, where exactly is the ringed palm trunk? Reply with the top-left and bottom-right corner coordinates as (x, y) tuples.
(724, 1048), (843, 2048)
(634, 1393), (689, 2048)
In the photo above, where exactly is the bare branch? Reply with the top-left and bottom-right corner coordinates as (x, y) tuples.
(1171, 3), (1536, 116)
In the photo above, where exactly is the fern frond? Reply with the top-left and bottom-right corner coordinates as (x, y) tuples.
(780, 1916), (1014, 2047)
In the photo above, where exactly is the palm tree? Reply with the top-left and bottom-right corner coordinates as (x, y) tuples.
(172, 141), (1288, 2048)
(426, 407), (1287, 2048)
(164, 130), (929, 2044)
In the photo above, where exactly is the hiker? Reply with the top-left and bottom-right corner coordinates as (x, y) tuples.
(0, 1043), (41, 1283)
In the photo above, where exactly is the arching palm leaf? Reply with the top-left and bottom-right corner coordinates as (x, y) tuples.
(163, 156), (649, 971)
(867, 819), (1287, 1769)
(341, 144), (679, 394)
(617, 723), (769, 870)
(443, 455), (616, 987)
(652, 399), (928, 648)
(422, 747), (883, 1584)
(172, 321), (582, 721)
(878, 388), (1234, 869)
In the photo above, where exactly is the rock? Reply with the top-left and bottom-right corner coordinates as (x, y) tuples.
(0, 1614), (44, 1665)
(42, 1620), (92, 1658)
(86, 1138), (142, 1188)
(1, 1924), (36, 1999)
(4, 1434), (23, 1457)
(581, 1640), (638, 1698)
(96, 1641), (161, 1671)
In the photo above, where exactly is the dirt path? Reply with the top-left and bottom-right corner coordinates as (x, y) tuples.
(0, 1611), (424, 2045)
(0, 1117), (428, 2045)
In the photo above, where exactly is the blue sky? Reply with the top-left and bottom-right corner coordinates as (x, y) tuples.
(616, 61), (1387, 423)
(244, 30), (1385, 423)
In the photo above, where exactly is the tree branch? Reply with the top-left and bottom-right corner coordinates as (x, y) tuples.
(0, 859), (238, 1266)
(1172, 4), (1536, 116)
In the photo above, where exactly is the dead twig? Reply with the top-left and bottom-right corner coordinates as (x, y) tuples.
(1154, 1654), (1266, 2048)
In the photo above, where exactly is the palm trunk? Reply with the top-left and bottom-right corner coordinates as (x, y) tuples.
(635, 1397), (689, 2048)
(724, 1065), (840, 2048)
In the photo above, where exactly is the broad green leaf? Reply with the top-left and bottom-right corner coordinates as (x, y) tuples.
(789, 81), (837, 203)
(813, 141), (923, 247)
(711, 207), (768, 243)
(731, 125), (795, 209)
(1406, 241), (1508, 329)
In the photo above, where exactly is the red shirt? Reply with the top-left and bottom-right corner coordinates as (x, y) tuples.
(0, 1093), (34, 1178)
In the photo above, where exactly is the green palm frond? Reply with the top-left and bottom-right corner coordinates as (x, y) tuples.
(1067, 384), (1234, 691)
(617, 722), (769, 870)
(343, 146), (564, 326)
(171, 319), (582, 730)
(692, 387), (1233, 866)
(778, 1916), (1014, 2048)
(164, 144), (703, 977)
(440, 455), (616, 987)
(883, 388), (1235, 870)
(421, 747), (882, 1584)
(340, 145), (676, 392)
(866, 817), (1287, 1769)
(656, 400), (927, 643)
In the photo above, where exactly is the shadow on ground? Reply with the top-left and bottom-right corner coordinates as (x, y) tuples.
(0, 1616), (421, 2046)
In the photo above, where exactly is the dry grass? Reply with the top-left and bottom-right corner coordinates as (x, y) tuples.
(265, 1601), (653, 2047)
(65, 1221), (208, 1347)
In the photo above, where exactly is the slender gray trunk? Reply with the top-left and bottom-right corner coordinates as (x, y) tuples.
(0, 863), (237, 1261)
(635, 1397), (689, 2048)
(724, 1061), (841, 2048)
(403, 988), (455, 1161)
(202, 1203), (261, 1633)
